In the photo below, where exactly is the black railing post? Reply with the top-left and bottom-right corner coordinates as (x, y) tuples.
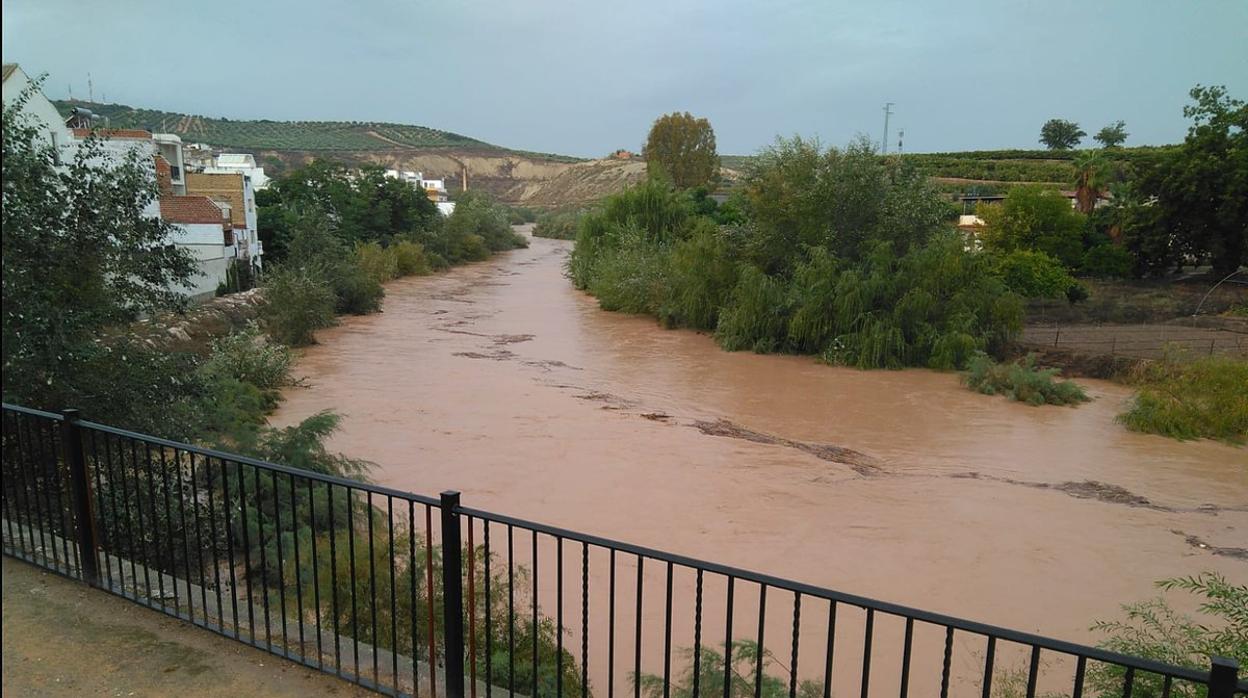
(60, 409), (100, 587)
(441, 490), (466, 698)
(1208, 656), (1239, 698)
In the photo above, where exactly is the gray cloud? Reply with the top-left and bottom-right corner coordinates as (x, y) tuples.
(4, 0), (1245, 157)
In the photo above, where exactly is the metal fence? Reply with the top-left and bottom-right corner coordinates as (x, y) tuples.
(2, 402), (1244, 698)
(1019, 325), (1248, 361)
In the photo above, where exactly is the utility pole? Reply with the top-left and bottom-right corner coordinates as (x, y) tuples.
(882, 102), (894, 154)
(898, 128), (905, 154)
(88, 73), (94, 103)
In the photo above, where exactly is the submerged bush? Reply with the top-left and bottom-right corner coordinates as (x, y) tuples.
(964, 353), (1090, 406)
(659, 219), (738, 329)
(355, 241), (399, 284)
(714, 266), (790, 353)
(393, 240), (432, 276)
(261, 266), (337, 346)
(1118, 353), (1248, 443)
(533, 209), (583, 240)
(994, 249), (1078, 299)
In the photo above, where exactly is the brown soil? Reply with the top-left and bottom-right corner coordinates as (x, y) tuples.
(1, 557), (372, 698)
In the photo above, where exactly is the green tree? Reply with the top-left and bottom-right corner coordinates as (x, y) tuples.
(2, 82), (197, 427)
(643, 112), (721, 190)
(977, 186), (1086, 269)
(1039, 119), (1086, 150)
(1094, 120), (1129, 147)
(1129, 85), (1247, 276)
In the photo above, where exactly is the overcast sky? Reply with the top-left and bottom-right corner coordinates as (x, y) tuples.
(4, 0), (1246, 157)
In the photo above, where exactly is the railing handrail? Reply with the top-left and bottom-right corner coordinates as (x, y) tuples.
(3, 402), (1243, 694)
(70, 416), (442, 508)
(458, 505), (1220, 684)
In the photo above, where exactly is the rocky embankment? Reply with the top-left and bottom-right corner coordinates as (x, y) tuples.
(129, 289), (266, 354)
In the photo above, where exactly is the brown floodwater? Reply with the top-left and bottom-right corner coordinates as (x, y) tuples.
(274, 226), (1246, 696)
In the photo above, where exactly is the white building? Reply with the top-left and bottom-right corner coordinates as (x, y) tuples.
(436, 201), (456, 217)
(159, 196), (240, 300)
(206, 152), (270, 190)
(383, 168), (449, 202)
(2, 63), (70, 153)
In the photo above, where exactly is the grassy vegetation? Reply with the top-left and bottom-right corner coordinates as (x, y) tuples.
(1092, 573), (1247, 698)
(533, 209), (585, 239)
(1117, 353), (1248, 443)
(964, 354), (1091, 406)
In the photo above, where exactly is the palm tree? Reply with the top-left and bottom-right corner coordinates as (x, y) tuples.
(1072, 150), (1109, 214)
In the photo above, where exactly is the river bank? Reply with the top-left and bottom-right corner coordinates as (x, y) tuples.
(272, 227), (1246, 694)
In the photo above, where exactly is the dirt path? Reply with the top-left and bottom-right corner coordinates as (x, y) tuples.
(1, 557), (371, 697)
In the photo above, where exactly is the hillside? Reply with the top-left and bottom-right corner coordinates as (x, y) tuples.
(724, 145), (1178, 196)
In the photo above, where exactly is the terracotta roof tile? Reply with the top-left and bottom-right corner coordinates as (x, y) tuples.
(160, 196), (227, 225)
(72, 127), (153, 140)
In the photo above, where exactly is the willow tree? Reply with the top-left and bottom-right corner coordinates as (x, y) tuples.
(642, 111), (720, 189)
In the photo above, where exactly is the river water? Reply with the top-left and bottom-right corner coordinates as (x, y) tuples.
(274, 227), (1245, 695)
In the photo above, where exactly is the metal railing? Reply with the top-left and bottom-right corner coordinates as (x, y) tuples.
(2, 402), (1244, 698)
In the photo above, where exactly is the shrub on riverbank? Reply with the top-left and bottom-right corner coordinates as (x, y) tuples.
(964, 353), (1090, 406)
(569, 139), (1025, 370)
(1117, 353), (1248, 443)
(262, 266), (338, 346)
(356, 241), (399, 284)
(393, 239), (432, 276)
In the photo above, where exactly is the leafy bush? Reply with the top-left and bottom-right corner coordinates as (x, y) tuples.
(658, 219), (738, 330)
(444, 190), (528, 254)
(1118, 354), (1248, 443)
(638, 640), (823, 698)
(715, 265), (790, 353)
(393, 239), (432, 276)
(332, 261), (385, 315)
(964, 353), (1090, 406)
(1092, 572), (1247, 698)
(355, 242), (398, 284)
(995, 249), (1079, 299)
(261, 266), (337, 346)
(978, 186), (1086, 269)
(1081, 243), (1134, 279)
(201, 324), (295, 390)
(533, 210), (583, 240)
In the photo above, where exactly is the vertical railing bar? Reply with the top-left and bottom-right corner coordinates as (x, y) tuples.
(273, 470), (289, 658)
(938, 626), (953, 698)
(692, 568), (703, 698)
(142, 442), (165, 606)
(981, 635), (996, 698)
(533, 531), (539, 698)
(557, 534), (565, 698)
(1072, 655), (1086, 698)
(1161, 674), (1172, 698)
(328, 482), (342, 675)
(19, 415), (54, 568)
(1121, 666), (1135, 698)
(21, 415), (57, 570)
(439, 491), (465, 698)
(789, 592), (801, 698)
(88, 430), (115, 591)
(37, 418), (72, 572)
(823, 601), (836, 698)
(347, 486), (360, 682)
(899, 616), (913, 698)
(1, 414), (25, 558)
(368, 491), (379, 685)
(407, 500), (419, 698)
(255, 466), (272, 650)
(581, 540), (589, 698)
(310, 479), (325, 671)
(388, 496), (398, 692)
(238, 460), (256, 643)
(663, 560), (674, 698)
(484, 519), (493, 698)
(5, 413), (34, 561)
(128, 440), (153, 604)
(217, 459), (238, 639)
(426, 503), (437, 698)
(104, 434), (130, 594)
(468, 515), (477, 698)
(173, 448), (195, 622)
(1026, 645), (1041, 698)
(724, 576), (735, 698)
(290, 474), (306, 664)
(635, 554), (644, 698)
(756, 583), (768, 698)
(55, 419), (82, 574)
(860, 607), (874, 698)
(609, 548), (616, 698)
(157, 446), (178, 613)
(507, 524), (515, 698)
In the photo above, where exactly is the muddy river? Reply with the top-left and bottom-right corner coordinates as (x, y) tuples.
(274, 227), (1245, 695)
